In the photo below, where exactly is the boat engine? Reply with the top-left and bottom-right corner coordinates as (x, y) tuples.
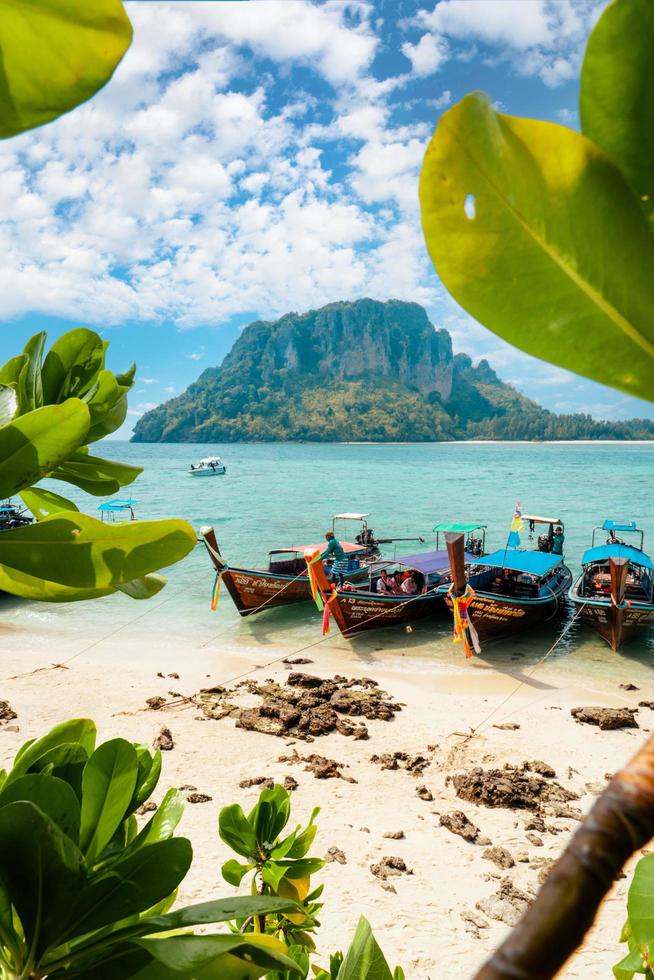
(465, 535), (484, 556)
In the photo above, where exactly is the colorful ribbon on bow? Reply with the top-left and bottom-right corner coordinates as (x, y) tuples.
(611, 595), (632, 610)
(305, 550), (325, 611)
(322, 588), (339, 635)
(210, 569), (225, 611)
(449, 584), (480, 659)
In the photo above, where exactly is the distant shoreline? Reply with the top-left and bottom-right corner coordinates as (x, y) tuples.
(124, 437), (654, 445)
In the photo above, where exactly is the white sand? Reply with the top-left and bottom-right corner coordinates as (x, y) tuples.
(0, 625), (649, 978)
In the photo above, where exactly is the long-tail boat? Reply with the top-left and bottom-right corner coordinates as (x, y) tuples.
(307, 547), (475, 637)
(569, 519), (654, 651)
(201, 513), (423, 617)
(443, 515), (572, 641)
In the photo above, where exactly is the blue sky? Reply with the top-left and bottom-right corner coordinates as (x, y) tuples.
(2, 0), (651, 435)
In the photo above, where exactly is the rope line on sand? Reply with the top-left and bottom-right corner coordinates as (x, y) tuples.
(157, 584), (447, 712)
(457, 602), (588, 743)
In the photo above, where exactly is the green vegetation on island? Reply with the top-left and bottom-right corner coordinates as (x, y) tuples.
(132, 299), (654, 443)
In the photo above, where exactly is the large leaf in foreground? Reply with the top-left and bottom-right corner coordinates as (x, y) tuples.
(336, 917), (396, 980)
(0, 513), (196, 589)
(20, 486), (80, 520)
(80, 739), (138, 864)
(0, 801), (83, 956)
(627, 852), (654, 946)
(580, 0), (654, 220)
(0, 0), (132, 139)
(50, 449), (142, 496)
(0, 561), (115, 602)
(0, 400), (90, 497)
(419, 93), (654, 403)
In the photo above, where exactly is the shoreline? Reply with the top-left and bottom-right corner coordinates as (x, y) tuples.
(1, 624), (648, 977)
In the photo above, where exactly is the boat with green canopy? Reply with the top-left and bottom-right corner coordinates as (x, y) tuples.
(434, 521), (486, 557)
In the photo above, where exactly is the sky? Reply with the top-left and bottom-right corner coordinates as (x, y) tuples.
(2, 0), (652, 436)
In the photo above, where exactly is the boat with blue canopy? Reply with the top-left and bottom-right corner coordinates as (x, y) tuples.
(443, 536), (572, 641)
(317, 547), (476, 637)
(0, 500), (32, 532)
(569, 519), (654, 650)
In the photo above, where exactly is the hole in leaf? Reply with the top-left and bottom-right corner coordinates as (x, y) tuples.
(464, 193), (476, 219)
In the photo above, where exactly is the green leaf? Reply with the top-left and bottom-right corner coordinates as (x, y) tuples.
(419, 92), (654, 404)
(41, 328), (106, 404)
(20, 486), (80, 520)
(0, 561), (115, 602)
(27, 743), (91, 801)
(135, 932), (300, 978)
(0, 773), (81, 841)
(66, 837), (193, 941)
(117, 574), (167, 600)
(0, 399), (90, 497)
(0, 512), (196, 589)
(0, 353), (27, 387)
(9, 719), (96, 783)
(130, 748), (162, 813)
(131, 788), (184, 848)
(222, 858), (256, 887)
(219, 803), (258, 859)
(628, 853), (654, 947)
(0, 801), (84, 957)
(50, 449), (142, 496)
(286, 807), (320, 859)
(613, 946), (648, 979)
(61, 896), (299, 965)
(80, 739), (139, 865)
(336, 918), (394, 980)
(17, 332), (46, 413)
(0, 0), (132, 139)
(580, 0), (654, 220)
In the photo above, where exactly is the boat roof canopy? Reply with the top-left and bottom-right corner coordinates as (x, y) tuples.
(602, 519), (637, 532)
(395, 549), (475, 574)
(469, 549), (562, 576)
(272, 541), (365, 556)
(433, 521), (486, 533)
(522, 514), (563, 525)
(98, 499), (137, 511)
(333, 512), (368, 521)
(582, 544), (654, 570)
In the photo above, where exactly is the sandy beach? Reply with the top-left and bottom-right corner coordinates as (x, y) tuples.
(1, 612), (650, 978)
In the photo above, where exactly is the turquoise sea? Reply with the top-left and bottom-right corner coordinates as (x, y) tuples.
(4, 441), (654, 682)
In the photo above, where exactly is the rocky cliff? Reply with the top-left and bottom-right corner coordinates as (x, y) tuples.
(132, 299), (654, 443)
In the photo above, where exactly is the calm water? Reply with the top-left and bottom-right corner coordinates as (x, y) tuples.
(3, 441), (654, 680)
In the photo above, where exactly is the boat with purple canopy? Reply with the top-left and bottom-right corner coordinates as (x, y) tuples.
(322, 547), (476, 637)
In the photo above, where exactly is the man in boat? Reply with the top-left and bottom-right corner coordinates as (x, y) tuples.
(552, 526), (565, 555)
(376, 568), (394, 594)
(321, 531), (350, 587)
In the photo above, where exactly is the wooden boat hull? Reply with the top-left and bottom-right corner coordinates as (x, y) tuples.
(327, 589), (444, 636)
(200, 528), (369, 617)
(445, 569), (572, 641)
(570, 588), (654, 651)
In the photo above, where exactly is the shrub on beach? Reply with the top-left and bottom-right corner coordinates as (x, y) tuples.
(0, 718), (298, 979)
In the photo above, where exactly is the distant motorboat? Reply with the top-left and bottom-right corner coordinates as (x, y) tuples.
(0, 500), (33, 531)
(189, 456), (226, 477)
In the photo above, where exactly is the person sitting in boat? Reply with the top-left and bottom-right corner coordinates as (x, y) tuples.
(376, 568), (394, 594)
(551, 526), (565, 555)
(321, 531), (350, 587)
(401, 572), (418, 595)
(392, 570), (404, 594)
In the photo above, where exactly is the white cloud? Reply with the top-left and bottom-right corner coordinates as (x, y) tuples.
(140, 377), (159, 385)
(422, 1), (553, 48)
(402, 32), (448, 76)
(410, 0), (608, 88)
